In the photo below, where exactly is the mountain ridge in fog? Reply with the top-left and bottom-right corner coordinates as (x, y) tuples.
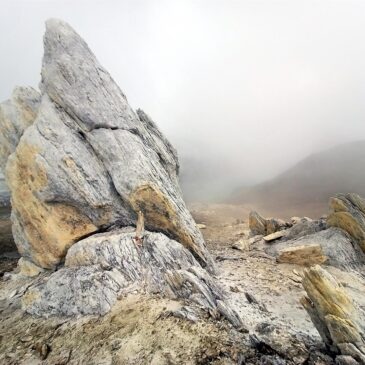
(230, 140), (365, 218)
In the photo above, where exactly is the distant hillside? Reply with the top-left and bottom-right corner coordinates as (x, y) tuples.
(231, 141), (365, 218)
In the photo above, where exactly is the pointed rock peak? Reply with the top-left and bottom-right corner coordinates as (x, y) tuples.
(43, 18), (92, 59)
(4, 19), (214, 272)
(41, 18), (135, 132)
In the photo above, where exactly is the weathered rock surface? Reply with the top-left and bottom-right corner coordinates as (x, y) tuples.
(263, 230), (287, 243)
(249, 211), (291, 237)
(250, 324), (310, 365)
(277, 244), (327, 266)
(267, 228), (365, 271)
(301, 266), (365, 363)
(285, 217), (327, 241)
(249, 211), (267, 235)
(0, 86), (40, 170)
(327, 193), (365, 253)
(23, 229), (242, 328)
(266, 218), (288, 235)
(5, 19), (213, 271)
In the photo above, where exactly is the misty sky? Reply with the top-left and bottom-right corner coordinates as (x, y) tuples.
(1, 1), (365, 199)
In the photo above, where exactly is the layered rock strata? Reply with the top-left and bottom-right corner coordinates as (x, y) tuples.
(301, 266), (365, 364)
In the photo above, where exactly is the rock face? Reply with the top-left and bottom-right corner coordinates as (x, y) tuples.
(301, 266), (365, 363)
(263, 230), (287, 243)
(23, 229), (242, 328)
(5, 19), (213, 271)
(285, 217), (326, 241)
(267, 228), (365, 271)
(277, 244), (327, 266)
(327, 193), (365, 253)
(0, 86), (40, 170)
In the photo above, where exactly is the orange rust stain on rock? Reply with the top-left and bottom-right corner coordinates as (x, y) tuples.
(130, 183), (204, 260)
(7, 142), (97, 269)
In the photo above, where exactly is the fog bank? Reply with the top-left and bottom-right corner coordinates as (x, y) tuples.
(2, 1), (365, 200)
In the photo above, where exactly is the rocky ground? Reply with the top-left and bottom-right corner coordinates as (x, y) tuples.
(1, 202), (364, 364)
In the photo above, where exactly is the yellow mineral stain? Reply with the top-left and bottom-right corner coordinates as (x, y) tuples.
(7, 142), (97, 269)
(130, 183), (204, 260)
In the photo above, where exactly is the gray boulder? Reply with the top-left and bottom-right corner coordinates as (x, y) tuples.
(285, 217), (327, 241)
(267, 228), (365, 271)
(5, 19), (213, 271)
(23, 229), (242, 328)
(266, 218), (289, 235)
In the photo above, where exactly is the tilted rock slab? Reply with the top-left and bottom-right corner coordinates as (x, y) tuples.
(249, 211), (291, 236)
(301, 266), (365, 364)
(328, 193), (365, 253)
(5, 19), (213, 271)
(23, 229), (243, 328)
(267, 228), (365, 271)
(277, 244), (328, 266)
(249, 211), (267, 235)
(0, 86), (40, 170)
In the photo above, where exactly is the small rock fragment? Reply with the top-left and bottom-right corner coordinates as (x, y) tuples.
(263, 230), (286, 243)
(18, 258), (44, 277)
(232, 238), (250, 251)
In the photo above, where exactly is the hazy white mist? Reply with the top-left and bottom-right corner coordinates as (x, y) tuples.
(1, 0), (365, 200)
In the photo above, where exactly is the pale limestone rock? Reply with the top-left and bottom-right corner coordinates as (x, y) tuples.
(5, 19), (213, 271)
(22, 230), (242, 328)
(0, 87), (40, 170)
(277, 244), (327, 266)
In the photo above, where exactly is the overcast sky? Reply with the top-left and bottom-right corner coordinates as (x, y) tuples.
(1, 1), (365, 199)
